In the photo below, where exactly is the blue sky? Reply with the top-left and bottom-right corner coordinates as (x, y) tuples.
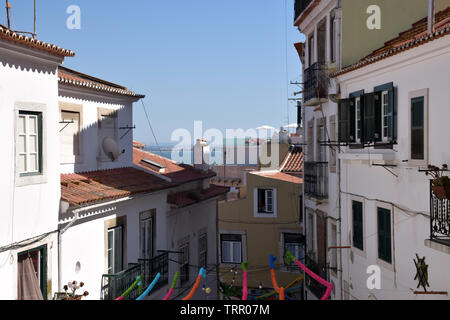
(7, 0), (304, 144)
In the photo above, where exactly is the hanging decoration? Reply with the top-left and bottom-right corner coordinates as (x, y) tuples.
(286, 250), (333, 300)
(241, 262), (248, 301)
(269, 255), (285, 300)
(115, 276), (142, 301)
(182, 268), (207, 301)
(162, 272), (180, 300)
(136, 273), (161, 301)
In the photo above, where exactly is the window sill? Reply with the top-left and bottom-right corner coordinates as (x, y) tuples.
(254, 212), (277, 218)
(16, 174), (47, 187)
(425, 239), (450, 255)
(339, 151), (395, 161)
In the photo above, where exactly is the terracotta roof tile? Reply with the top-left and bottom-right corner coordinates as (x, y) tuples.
(251, 171), (303, 184)
(59, 66), (145, 98)
(167, 185), (229, 208)
(333, 7), (450, 77)
(133, 145), (216, 184)
(281, 146), (303, 173)
(0, 25), (74, 57)
(61, 167), (173, 206)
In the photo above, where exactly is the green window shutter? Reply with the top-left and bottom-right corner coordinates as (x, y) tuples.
(352, 201), (363, 250)
(411, 97), (425, 160)
(375, 82), (395, 141)
(338, 99), (351, 143)
(377, 208), (392, 263)
(363, 93), (376, 142)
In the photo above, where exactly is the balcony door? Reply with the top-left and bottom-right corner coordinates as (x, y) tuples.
(140, 210), (155, 260)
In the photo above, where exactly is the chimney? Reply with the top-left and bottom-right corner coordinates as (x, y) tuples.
(194, 138), (210, 171)
(428, 0), (435, 34)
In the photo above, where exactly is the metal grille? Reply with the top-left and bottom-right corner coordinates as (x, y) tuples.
(304, 162), (328, 199)
(305, 255), (328, 299)
(431, 186), (450, 242)
(304, 62), (329, 103)
(294, 0), (314, 22)
(100, 252), (169, 300)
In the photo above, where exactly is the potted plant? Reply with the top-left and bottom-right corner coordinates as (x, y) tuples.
(55, 281), (89, 300)
(426, 164), (450, 199)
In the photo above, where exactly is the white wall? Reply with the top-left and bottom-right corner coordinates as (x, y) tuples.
(337, 36), (450, 300)
(0, 42), (64, 299)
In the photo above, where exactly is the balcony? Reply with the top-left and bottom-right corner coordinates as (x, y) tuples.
(305, 255), (328, 299)
(430, 188), (450, 244)
(304, 62), (329, 106)
(304, 162), (328, 199)
(100, 252), (169, 300)
(294, 0), (314, 23)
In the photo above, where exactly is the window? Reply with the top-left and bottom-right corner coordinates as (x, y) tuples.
(140, 211), (154, 260)
(411, 97), (425, 160)
(308, 34), (314, 66)
(60, 111), (81, 161)
(329, 116), (337, 171)
(307, 121), (314, 161)
(98, 108), (118, 161)
(338, 83), (396, 145)
(198, 233), (207, 269)
(378, 207), (392, 264)
(17, 245), (47, 300)
(179, 243), (190, 285)
(107, 226), (123, 274)
(317, 119), (327, 162)
(221, 234), (242, 264)
(18, 111), (42, 176)
(284, 233), (305, 269)
(330, 14), (335, 63)
(307, 212), (315, 254)
(330, 224), (337, 272)
(352, 201), (364, 251)
(256, 189), (275, 214)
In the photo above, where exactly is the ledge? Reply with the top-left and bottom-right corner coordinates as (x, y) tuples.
(425, 239), (450, 255)
(339, 152), (396, 161)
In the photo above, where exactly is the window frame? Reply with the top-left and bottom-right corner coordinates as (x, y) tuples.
(18, 111), (43, 177)
(198, 233), (208, 269)
(59, 102), (83, 165)
(107, 225), (124, 274)
(220, 234), (243, 265)
(17, 245), (48, 300)
(179, 242), (190, 285)
(408, 89), (429, 166)
(352, 200), (364, 252)
(254, 188), (277, 218)
(377, 206), (393, 266)
(282, 232), (305, 271)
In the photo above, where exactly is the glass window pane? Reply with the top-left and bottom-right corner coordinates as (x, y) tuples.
(233, 242), (241, 263)
(29, 116), (37, 134)
(18, 154), (26, 173)
(18, 135), (26, 153)
(114, 228), (123, 273)
(29, 154), (38, 172)
(222, 242), (231, 263)
(18, 116), (26, 134)
(29, 135), (38, 153)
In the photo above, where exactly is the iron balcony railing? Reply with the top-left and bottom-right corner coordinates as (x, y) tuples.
(304, 62), (329, 103)
(100, 252), (169, 300)
(304, 162), (328, 199)
(305, 254), (328, 299)
(294, 0), (314, 23)
(430, 185), (450, 243)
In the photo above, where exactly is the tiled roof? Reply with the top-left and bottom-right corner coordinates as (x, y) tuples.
(281, 146), (303, 173)
(133, 145), (216, 184)
(332, 7), (450, 78)
(59, 66), (145, 98)
(133, 141), (146, 149)
(251, 171), (303, 184)
(167, 185), (229, 208)
(61, 167), (173, 206)
(0, 24), (74, 57)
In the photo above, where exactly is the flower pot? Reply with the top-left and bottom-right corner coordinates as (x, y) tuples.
(432, 186), (450, 199)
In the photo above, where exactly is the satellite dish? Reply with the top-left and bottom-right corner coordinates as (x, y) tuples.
(102, 137), (121, 162)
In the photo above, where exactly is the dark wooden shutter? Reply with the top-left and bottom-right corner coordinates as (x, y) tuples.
(411, 97), (425, 160)
(377, 208), (392, 264)
(338, 99), (351, 143)
(349, 98), (356, 143)
(363, 93), (376, 142)
(352, 201), (364, 251)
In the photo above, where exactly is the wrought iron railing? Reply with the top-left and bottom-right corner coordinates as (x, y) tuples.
(304, 62), (329, 103)
(305, 255), (327, 299)
(304, 162), (328, 199)
(100, 252), (169, 300)
(430, 186), (450, 243)
(294, 0), (314, 22)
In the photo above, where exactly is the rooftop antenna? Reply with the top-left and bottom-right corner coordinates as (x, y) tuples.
(5, 0), (11, 29)
(33, 0), (37, 38)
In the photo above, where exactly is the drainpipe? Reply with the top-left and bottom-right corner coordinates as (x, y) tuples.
(428, 0), (435, 35)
